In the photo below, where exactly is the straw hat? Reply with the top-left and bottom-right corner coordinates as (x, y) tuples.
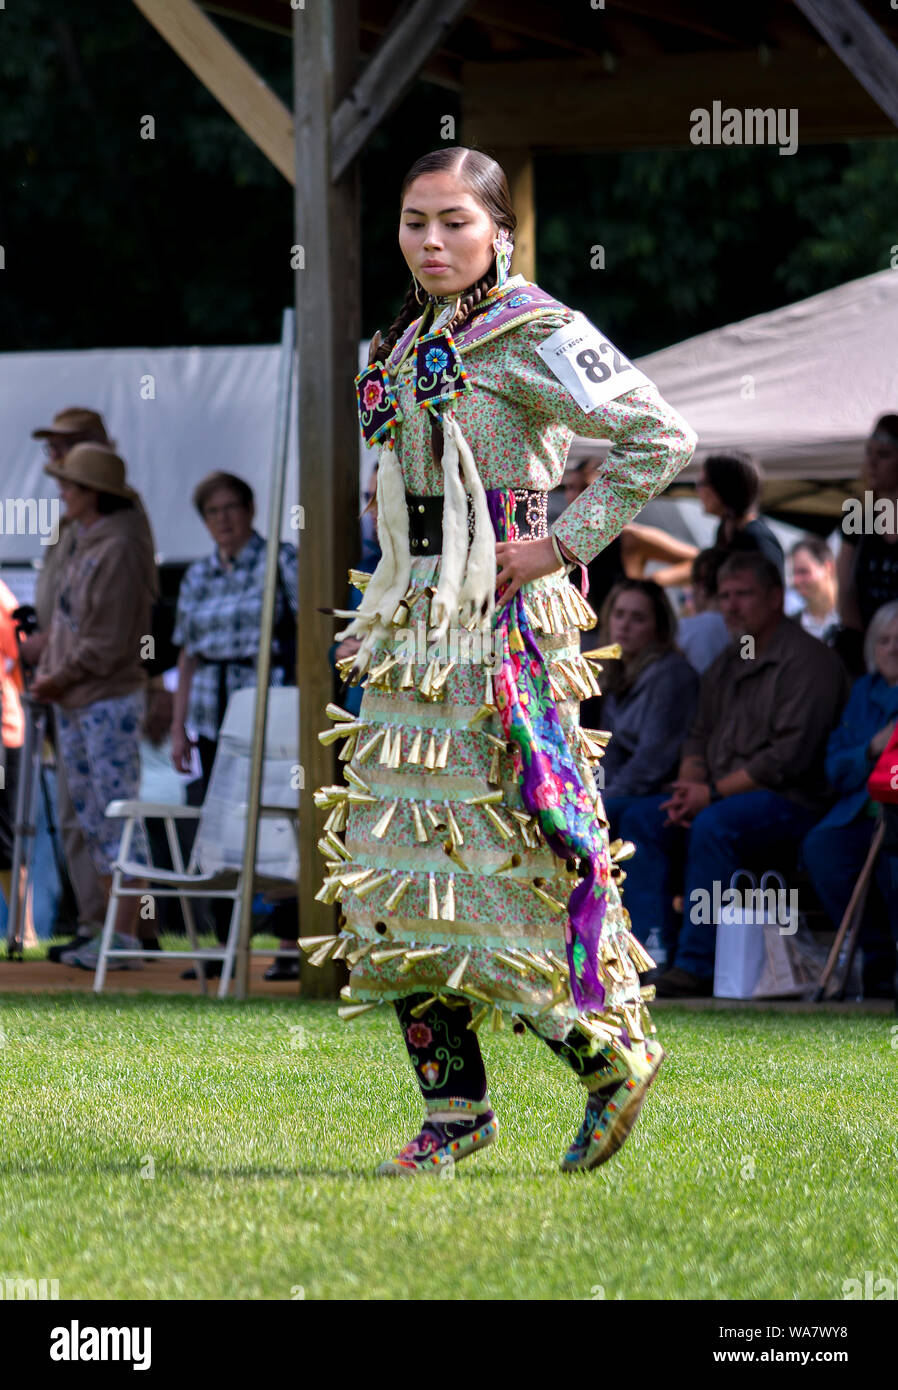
(44, 442), (139, 501)
(32, 406), (111, 442)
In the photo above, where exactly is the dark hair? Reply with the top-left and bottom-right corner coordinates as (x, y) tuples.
(790, 536), (834, 566)
(871, 414), (898, 446)
(598, 579), (679, 696)
(717, 550), (783, 593)
(690, 546), (728, 596)
(193, 472), (254, 517)
(702, 451), (762, 518)
(370, 147), (516, 370)
(96, 492), (135, 515)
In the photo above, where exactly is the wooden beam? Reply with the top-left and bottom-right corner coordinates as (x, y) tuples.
(331, 0), (474, 181)
(294, 0), (360, 997)
(793, 0), (898, 129)
(462, 43), (898, 150)
(132, 0), (295, 182)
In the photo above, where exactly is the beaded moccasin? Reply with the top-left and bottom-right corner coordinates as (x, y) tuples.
(375, 1097), (498, 1177)
(561, 1042), (665, 1172)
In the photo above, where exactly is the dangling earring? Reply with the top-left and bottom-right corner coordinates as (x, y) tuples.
(492, 228), (514, 289)
(413, 275), (425, 305)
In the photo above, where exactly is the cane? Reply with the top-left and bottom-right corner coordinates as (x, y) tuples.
(812, 820), (885, 1002)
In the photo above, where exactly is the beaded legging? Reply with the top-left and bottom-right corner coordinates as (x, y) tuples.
(394, 994), (615, 1103)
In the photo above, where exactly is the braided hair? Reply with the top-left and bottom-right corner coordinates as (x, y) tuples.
(370, 147), (516, 462)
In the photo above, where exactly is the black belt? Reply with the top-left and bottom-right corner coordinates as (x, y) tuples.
(197, 654), (255, 730)
(406, 490), (548, 555)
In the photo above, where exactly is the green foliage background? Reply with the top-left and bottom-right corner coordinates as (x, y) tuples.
(2, 3), (896, 355)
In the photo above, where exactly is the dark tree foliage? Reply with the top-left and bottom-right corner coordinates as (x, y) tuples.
(2, 2), (896, 357)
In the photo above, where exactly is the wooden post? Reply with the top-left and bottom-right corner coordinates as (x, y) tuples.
(293, 0), (360, 997)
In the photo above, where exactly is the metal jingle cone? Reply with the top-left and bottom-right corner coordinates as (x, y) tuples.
(372, 800), (400, 839)
(338, 731), (359, 761)
(407, 727), (423, 764)
(343, 766), (372, 793)
(388, 727), (403, 768)
(444, 803), (464, 848)
(490, 1006), (504, 1033)
(418, 658), (440, 699)
(308, 938), (339, 967)
(482, 803), (515, 841)
(440, 875), (456, 921)
(383, 874), (413, 912)
(445, 952), (470, 989)
(357, 728), (386, 763)
(429, 660), (456, 695)
(487, 745), (501, 785)
(424, 803), (447, 831)
(435, 729), (451, 769)
(337, 1003), (378, 1021)
(398, 659), (416, 690)
(410, 992), (441, 1019)
(491, 949), (529, 977)
(298, 933), (339, 952)
(325, 702), (357, 723)
(493, 851), (522, 875)
(353, 870), (393, 899)
(318, 721), (364, 746)
(378, 726), (394, 766)
(423, 731), (438, 769)
(411, 802), (429, 844)
(466, 1004), (490, 1033)
(427, 872), (440, 919)
(443, 838), (470, 873)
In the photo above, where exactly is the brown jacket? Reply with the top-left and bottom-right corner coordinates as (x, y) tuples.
(40, 506), (158, 709)
(681, 615), (851, 814)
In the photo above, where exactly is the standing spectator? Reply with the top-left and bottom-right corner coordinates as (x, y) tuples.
(676, 547), (732, 674)
(329, 464), (382, 719)
(696, 450), (785, 579)
(30, 445), (159, 968)
(589, 579), (699, 808)
(790, 537), (841, 644)
(613, 552), (850, 994)
(0, 578), (27, 928)
(170, 472), (298, 979)
(801, 600), (898, 997)
(21, 408), (116, 952)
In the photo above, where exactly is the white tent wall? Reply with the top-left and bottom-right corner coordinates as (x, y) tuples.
(0, 344), (300, 565)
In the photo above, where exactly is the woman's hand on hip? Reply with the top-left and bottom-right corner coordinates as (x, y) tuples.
(494, 537), (564, 604)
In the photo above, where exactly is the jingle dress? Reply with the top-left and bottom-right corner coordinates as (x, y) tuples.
(308, 276), (697, 1047)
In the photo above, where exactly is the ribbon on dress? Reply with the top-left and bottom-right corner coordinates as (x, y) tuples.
(487, 489), (612, 1012)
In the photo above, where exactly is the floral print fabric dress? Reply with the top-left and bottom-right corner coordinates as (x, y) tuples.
(312, 284), (697, 1042)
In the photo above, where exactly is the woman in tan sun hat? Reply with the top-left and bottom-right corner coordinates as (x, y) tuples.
(30, 444), (159, 965)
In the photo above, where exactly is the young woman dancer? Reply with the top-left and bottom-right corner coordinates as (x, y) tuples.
(304, 147), (697, 1175)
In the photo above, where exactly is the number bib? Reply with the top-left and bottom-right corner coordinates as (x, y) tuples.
(535, 312), (650, 414)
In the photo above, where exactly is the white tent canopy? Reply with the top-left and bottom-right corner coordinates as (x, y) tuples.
(0, 344), (299, 564)
(632, 268), (898, 482)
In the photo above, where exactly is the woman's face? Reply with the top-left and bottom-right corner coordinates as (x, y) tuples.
(399, 172), (497, 299)
(202, 486), (254, 554)
(59, 479), (98, 522)
(608, 589), (657, 658)
(790, 547), (830, 600)
(864, 435), (898, 497)
(875, 617), (898, 685)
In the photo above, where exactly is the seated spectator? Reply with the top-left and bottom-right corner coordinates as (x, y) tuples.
(790, 537), (840, 644)
(676, 547), (732, 673)
(696, 450), (785, 579)
(612, 551), (850, 996)
(801, 600), (898, 997)
(170, 471), (298, 979)
(588, 580), (699, 810)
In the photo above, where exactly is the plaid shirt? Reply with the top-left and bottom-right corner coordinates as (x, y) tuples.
(173, 531), (298, 740)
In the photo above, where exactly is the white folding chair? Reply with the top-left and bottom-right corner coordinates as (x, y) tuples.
(93, 686), (300, 998)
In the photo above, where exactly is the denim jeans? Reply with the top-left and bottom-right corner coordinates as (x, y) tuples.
(613, 790), (821, 981)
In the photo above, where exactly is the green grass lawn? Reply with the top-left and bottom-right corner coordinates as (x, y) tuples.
(0, 994), (895, 1300)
